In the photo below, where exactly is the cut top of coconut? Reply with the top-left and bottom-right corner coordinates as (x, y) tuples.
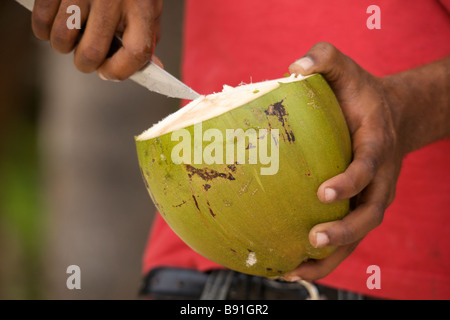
(137, 74), (309, 141)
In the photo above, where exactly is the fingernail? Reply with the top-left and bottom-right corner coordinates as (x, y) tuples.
(315, 232), (329, 248)
(324, 188), (337, 203)
(97, 71), (120, 82)
(98, 71), (108, 81)
(293, 57), (314, 73)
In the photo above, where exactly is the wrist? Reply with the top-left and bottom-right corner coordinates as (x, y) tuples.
(379, 59), (450, 156)
(379, 74), (410, 157)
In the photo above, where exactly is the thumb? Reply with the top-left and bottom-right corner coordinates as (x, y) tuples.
(288, 42), (360, 89)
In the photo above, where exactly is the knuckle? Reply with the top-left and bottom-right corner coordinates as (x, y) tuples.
(308, 42), (347, 81)
(50, 29), (74, 53)
(354, 143), (380, 177)
(129, 43), (153, 63)
(362, 156), (379, 177)
(78, 46), (105, 69)
(312, 42), (338, 61)
(32, 11), (53, 39)
(343, 170), (361, 196)
(338, 220), (356, 245)
(348, 176), (360, 196)
(370, 202), (386, 228)
(329, 220), (355, 246)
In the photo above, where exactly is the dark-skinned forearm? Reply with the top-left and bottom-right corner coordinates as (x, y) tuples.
(382, 57), (450, 155)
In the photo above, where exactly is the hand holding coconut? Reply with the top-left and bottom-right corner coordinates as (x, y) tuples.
(136, 41), (449, 281)
(285, 42), (450, 281)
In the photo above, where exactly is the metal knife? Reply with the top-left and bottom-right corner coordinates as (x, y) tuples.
(15, 0), (201, 100)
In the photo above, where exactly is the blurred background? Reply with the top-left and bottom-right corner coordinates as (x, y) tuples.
(0, 0), (184, 299)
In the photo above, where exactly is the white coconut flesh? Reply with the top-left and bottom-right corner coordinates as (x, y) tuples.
(137, 74), (311, 141)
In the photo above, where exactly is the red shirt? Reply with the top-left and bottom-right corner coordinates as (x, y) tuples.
(143, 0), (450, 299)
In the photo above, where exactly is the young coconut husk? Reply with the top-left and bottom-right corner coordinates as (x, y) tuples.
(136, 73), (351, 277)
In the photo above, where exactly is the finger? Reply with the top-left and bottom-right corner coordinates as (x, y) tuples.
(151, 55), (164, 69)
(317, 134), (384, 204)
(309, 202), (384, 249)
(283, 242), (360, 281)
(50, 0), (88, 54)
(288, 42), (362, 92)
(318, 116), (392, 203)
(97, 2), (156, 81)
(289, 42), (348, 78)
(73, 1), (122, 73)
(311, 177), (391, 248)
(32, 0), (61, 40)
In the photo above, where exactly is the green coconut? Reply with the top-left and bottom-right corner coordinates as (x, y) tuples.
(136, 73), (351, 278)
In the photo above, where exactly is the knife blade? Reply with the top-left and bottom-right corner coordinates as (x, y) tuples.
(15, 0), (201, 100)
(130, 62), (201, 100)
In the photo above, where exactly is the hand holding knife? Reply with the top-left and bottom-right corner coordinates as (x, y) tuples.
(15, 0), (201, 100)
